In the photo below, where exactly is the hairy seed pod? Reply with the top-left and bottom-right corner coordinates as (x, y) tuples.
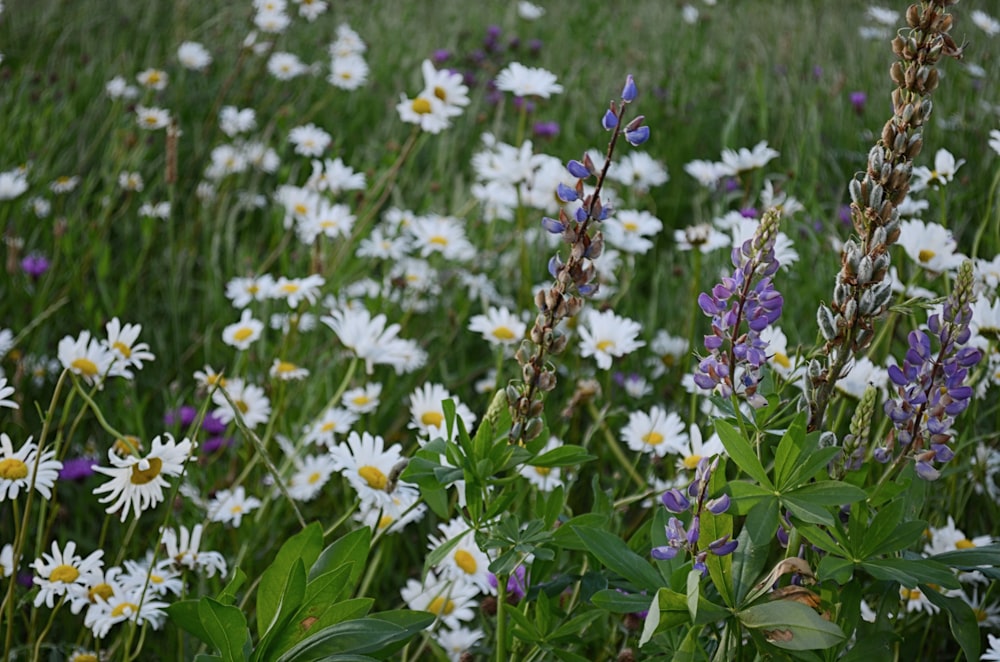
(873, 279), (894, 309)
(524, 417), (544, 441)
(868, 145), (884, 173)
(528, 398), (544, 418)
(510, 422), (523, 442)
(505, 385), (521, 404)
(843, 298), (858, 323)
(868, 183), (884, 211)
(522, 363), (536, 384)
(807, 358), (824, 380)
(857, 256), (874, 285)
(818, 431), (837, 449)
(817, 305), (838, 341)
(859, 288), (878, 316)
(849, 178), (863, 206)
(549, 333), (569, 354)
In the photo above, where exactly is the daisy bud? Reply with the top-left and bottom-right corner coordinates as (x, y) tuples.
(621, 75), (638, 103)
(601, 109), (618, 131)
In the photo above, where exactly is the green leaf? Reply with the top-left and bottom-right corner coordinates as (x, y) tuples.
(423, 528), (468, 577)
(686, 570), (701, 622)
(923, 587), (981, 662)
(861, 558), (961, 589)
(863, 520), (926, 559)
(266, 597), (375, 658)
(639, 588), (691, 647)
(531, 445), (596, 467)
(816, 555), (854, 584)
(726, 481), (773, 514)
(743, 496), (779, 548)
(551, 513), (609, 551)
(731, 524), (772, 608)
(715, 420), (772, 488)
(257, 522), (324, 636)
(786, 481), (867, 507)
(783, 446), (841, 489)
(838, 632), (899, 662)
(254, 559), (308, 661)
(572, 526), (665, 591)
(542, 485), (565, 529)
(930, 543), (1000, 568)
(772, 413), (807, 489)
(275, 613), (434, 662)
(166, 599), (213, 645)
(591, 588), (654, 614)
(737, 600), (845, 651)
(217, 567), (247, 606)
(309, 526), (371, 588)
(797, 523), (847, 557)
(701, 510), (734, 608)
(198, 597), (251, 662)
(549, 610), (605, 641)
(506, 603), (542, 642)
(782, 495), (835, 526)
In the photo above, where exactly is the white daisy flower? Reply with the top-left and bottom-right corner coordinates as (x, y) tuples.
(609, 151), (669, 193)
(354, 485), (425, 534)
(208, 485), (262, 528)
(356, 227), (411, 261)
(759, 325), (805, 386)
(972, 10), (1000, 36)
(105, 75), (139, 100)
(307, 157), (366, 194)
(219, 106), (257, 136)
(427, 518), (494, 594)
(91, 433), (195, 521)
(578, 309), (645, 370)
(86, 581), (169, 639)
(135, 105), (170, 130)
(254, 8), (290, 33)
(177, 41), (212, 71)
(120, 557), (183, 597)
(269, 359), (309, 381)
(732, 218), (799, 269)
(897, 219), (966, 274)
(834, 356), (888, 400)
(296, 0), (328, 21)
(396, 93), (452, 134)
(603, 209), (663, 255)
(118, 170), (145, 191)
(910, 148), (965, 191)
(1, 543), (18, 578)
(267, 51), (308, 79)
(194, 364), (227, 390)
(899, 585), (942, 615)
(225, 274), (275, 309)
(286, 454), (337, 502)
(58, 330), (116, 386)
(0, 327), (14, 359)
(0, 376), (17, 409)
(669, 423), (726, 473)
(329, 431), (409, 509)
(136, 68), (168, 90)
(495, 62), (563, 98)
(161, 524), (227, 577)
(420, 59), (469, 116)
(408, 382), (477, 443)
(222, 309), (265, 350)
(401, 576), (480, 629)
(517, 1), (544, 20)
(104, 317), (155, 378)
(289, 124), (332, 157)
(620, 406), (687, 457)
(211, 378), (271, 429)
(322, 308), (425, 375)
(303, 407), (358, 446)
(342, 383), (382, 414)
(434, 626), (485, 662)
(408, 215), (476, 261)
(468, 306), (526, 346)
(519, 436), (564, 492)
(273, 274), (325, 308)
(0, 433), (62, 501)
(32, 540), (105, 609)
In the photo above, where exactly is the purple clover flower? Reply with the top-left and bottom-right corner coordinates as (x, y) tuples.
(533, 121), (559, 138)
(693, 210), (783, 408)
(879, 260), (982, 479)
(21, 253), (50, 279)
(849, 91), (867, 114)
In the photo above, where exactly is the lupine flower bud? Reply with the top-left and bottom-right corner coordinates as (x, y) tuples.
(567, 159), (590, 179)
(556, 182), (579, 202)
(602, 109), (618, 130)
(625, 126), (650, 146)
(621, 74), (638, 103)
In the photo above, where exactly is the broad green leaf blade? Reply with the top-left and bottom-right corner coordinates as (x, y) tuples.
(551, 513), (609, 551)
(816, 555), (854, 584)
(590, 589), (652, 614)
(786, 481), (867, 507)
(549, 610), (605, 641)
(257, 522), (324, 636)
(930, 543), (1000, 568)
(863, 520), (926, 559)
(198, 597), (251, 662)
(572, 525), (665, 591)
(217, 567), (247, 606)
(784, 447), (840, 489)
(861, 558), (961, 589)
(772, 413), (807, 489)
(309, 526), (371, 588)
(166, 599), (213, 646)
(923, 587), (981, 662)
(267, 596), (374, 658)
(530, 444), (596, 467)
(715, 420), (773, 489)
(255, 559), (308, 661)
(727, 481), (773, 515)
(782, 495), (835, 526)
(639, 587), (691, 647)
(686, 570), (701, 622)
(275, 612), (434, 662)
(738, 600), (845, 651)
(701, 510), (734, 608)
(731, 523), (772, 608)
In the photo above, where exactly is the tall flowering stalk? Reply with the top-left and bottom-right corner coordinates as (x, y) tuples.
(507, 75), (649, 445)
(878, 260), (982, 481)
(693, 209), (784, 409)
(807, 0), (963, 432)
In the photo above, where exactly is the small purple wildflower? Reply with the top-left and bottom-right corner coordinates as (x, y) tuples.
(849, 91), (867, 114)
(533, 121), (559, 138)
(59, 456), (97, 481)
(431, 49), (451, 64)
(164, 405), (197, 427)
(528, 38), (543, 55)
(21, 253), (50, 278)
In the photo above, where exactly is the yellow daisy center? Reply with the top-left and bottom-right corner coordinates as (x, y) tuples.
(774, 352), (790, 369)
(0, 458), (29, 480)
(230, 504), (244, 514)
(359, 465), (387, 490)
(492, 326), (516, 341)
(130, 457), (163, 485)
(533, 466), (551, 476)
(111, 602), (139, 618)
(956, 538), (976, 549)
(113, 341), (132, 358)
(434, 86), (447, 101)
(421, 411), (444, 428)
(428, 596), (455, 616)
(293, 203), (308, 215)
(89, 582), (114, 603)
(71, 358), (99, 377)
(661, 354), (675, 367)
(595, 339), (615, 352)
(642, 431), (664, 446)
(454, 550), (477, 574)
(411, 98), (432, 114)
(50, 564), (80, 583)
(320, 422), (337, 433)
(308, 471), (322, 485)
(72, 655), (98, 662)
(683, 454), (702, 470)
(146, 72), (161, 84)
(901, 588), (921, 601)
(114, 436), (142, 456)
(377, 514), (394, 529)
(976, 609), (988, 623)
(276, 361), (298, 374)
(428, 235), (449, 246)
(281, 283), (299, 293)
(232, 327), (254, 342)
(143, 116), (159, 126)
(235, 399), (249, 414)
(150, 573), (163, 584)
(351, 395), (371, 406)
(623, 222), (639, 232)
(918, 249), (936, 263)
